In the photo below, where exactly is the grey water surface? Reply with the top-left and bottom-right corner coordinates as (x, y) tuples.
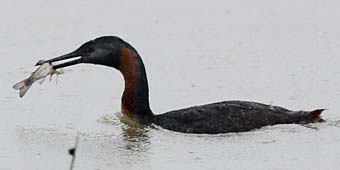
(1, 0), (340, 170)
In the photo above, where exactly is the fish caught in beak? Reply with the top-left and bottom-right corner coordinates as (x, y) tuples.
(35, 51), (83, 69)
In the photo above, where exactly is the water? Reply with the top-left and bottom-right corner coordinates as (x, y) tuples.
(1, 0), (340, 169)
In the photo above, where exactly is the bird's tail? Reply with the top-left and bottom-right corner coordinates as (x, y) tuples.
(13, 78), (32, 97)
(304, 109), (325, 123)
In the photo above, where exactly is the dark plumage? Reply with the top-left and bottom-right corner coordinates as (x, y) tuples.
(37, 36), (324, 134)
(155, 101), (324, 134)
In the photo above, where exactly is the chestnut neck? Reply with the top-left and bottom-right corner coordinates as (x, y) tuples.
(118, 47), (154, 124)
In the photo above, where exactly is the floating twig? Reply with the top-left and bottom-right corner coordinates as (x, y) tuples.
(69, 133), (80, 170)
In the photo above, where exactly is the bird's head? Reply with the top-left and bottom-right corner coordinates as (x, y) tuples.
(36, 36), (129, 69)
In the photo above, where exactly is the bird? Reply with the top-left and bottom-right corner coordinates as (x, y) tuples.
(36, 36), (324, 134)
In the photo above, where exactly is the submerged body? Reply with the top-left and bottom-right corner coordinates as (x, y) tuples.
(36, 36), (324, 134)
(13, 63), (61, 97)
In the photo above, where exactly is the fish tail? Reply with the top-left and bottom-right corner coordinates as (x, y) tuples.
(304, 109), (325, 123)
(19, 83), (32, 97)
(13, 78), (32, 97)
(13, 79), (28, 90)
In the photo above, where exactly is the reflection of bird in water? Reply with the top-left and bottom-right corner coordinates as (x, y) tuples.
(37, 36), (325, 134)
(122, 125), (150, 152)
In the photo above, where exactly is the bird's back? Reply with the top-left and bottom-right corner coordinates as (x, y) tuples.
(154, 101), (321, 134)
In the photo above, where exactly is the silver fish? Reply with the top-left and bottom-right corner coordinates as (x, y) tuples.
(13, 63), (62, 97)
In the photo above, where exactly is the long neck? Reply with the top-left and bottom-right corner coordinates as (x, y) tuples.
(118, 47), (154, 124)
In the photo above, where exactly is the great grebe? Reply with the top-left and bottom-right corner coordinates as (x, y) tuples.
(37, 36), (324, 134)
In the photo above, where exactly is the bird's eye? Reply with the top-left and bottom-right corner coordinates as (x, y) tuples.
(87, 48), (94, 53)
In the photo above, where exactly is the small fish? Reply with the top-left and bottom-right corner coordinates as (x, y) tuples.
(13, 63), (62, 97)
